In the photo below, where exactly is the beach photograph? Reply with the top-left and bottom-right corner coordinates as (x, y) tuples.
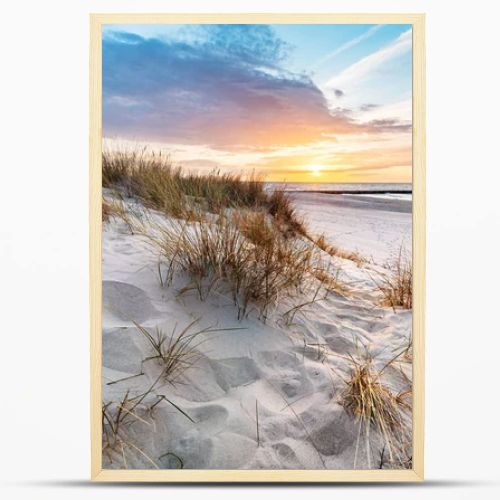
(100, 22), (414, 471)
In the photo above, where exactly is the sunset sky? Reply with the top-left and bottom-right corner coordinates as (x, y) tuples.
(102, 24), (412, 183)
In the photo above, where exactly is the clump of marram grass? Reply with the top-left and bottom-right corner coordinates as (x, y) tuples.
(144, 211), (325, 321)
(375, 247), (412, 309)
(133, 319), (234, 385)
(102, 195), (142, 233)
(267, 188), (307, 237)
(102, 390), (160, 469)
(341, 355), (412, 469)
(233, 210), (275, 246)
(103, 148), (350, 320)
(103, 149), (267, 219)
(102, 199), (111, 222)
(315, 234), (366, 266)
(102, 383), (189, 469)
(102, 149), (308, 237)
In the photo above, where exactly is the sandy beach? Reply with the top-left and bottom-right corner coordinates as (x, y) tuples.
(102, 186), (412, 470)
(291, 192), (412, 264)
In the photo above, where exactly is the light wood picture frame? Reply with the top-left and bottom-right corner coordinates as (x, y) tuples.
(90, 13), (425, 482)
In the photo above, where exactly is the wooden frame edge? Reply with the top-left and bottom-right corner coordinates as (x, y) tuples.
(92, 468), (423, 483)
(90, 13), (103, 480)
(89, 12), (425, 483)
(411, 13), (426, 482)
(90, 12), (425, 25)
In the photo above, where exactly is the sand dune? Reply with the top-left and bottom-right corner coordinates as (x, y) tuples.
(102, 192), (412, 470)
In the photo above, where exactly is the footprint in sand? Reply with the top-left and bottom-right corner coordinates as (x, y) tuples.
(102, 327), (144, 373)
(103, 280), (159, 325)
(190, 404), (229, 435)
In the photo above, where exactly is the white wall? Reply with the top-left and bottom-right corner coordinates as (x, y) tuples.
(1, 1), (499, 498)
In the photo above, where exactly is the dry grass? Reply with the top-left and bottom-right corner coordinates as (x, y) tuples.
(233, 210), (275, 246)
(102, 196), (140, 233)
(103, 149), (266, 218)
(102, 387), (188, 469)
(102, 318), (212, 468)
(375, 247), (412, 309)
(134, 319), (232, 385)
(102, 199), (111, 222)
(341, 355), (412, 469)
(103, 148), (350, 321)
(267, 188), (307, 237)
(315, 234), (366, 266)
(103, 149), (308, 235)
(102, 390), (160, 469)
(144, 211), (324, 321)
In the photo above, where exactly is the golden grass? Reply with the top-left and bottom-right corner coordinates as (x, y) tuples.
(103, 148), (352, 321)
(375, 247), (412, 309)
(103, 149), (308, 236)
(134, 319), (234, 386)
(315, 234), (366, 266)
(102, 318), (232, 468)
(144, 212), (324, 321)
(102, 199), (111, 222)
(103, 149), (266, 218)
(341, 355), (412, 469)
(102, 390), (160, 469)
(267, 188), (307, 237)
(102, 387), (187, 469)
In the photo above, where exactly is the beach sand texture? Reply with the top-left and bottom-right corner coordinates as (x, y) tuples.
(102, 190), (412, 470)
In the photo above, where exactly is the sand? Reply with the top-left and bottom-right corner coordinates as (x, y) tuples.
(102, 191), (412, 470)
(290, 192), (412, 264)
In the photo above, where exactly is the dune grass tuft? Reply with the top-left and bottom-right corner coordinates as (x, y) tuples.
(315, 234), (366, 266)
(375, 247), (412, 309)
(102, 199), (111, 222)
(103, 148), (350, 321)
(134, 319), (234, 385)
(102, 389), (160, 469)
(267, 188), (307, 237)
(103, 149), (266, 218)
(144, 211), (324, 321)
(341, 354), (412, 469)
(102, 149), (309, 235)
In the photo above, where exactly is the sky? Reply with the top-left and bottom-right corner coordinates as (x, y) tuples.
(102, 24), (412, 183)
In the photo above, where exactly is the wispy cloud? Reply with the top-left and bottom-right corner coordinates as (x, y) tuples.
(313, 25), (384, 68)
(357, 99), (412, 125)
(325, 29), (412, 93)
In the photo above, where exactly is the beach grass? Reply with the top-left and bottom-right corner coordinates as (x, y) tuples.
(103, 149), (307, 234)
(104, 149), (263, 214)
(133, 319), (235, 385)
(376, 247), (412, 309)
(315, 234), (366, 266)
(143, 212), (323, 321)
(102, 148), (361, 321)
(341, 354), (412, 469)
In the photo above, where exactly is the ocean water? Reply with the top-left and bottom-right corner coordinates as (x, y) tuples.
(267, 182), (412, 193)
(266, 182), (412, 202)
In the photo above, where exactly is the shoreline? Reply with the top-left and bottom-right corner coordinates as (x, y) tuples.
(284, 189), (412, 195)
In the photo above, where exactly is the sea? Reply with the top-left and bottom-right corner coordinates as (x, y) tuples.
(266, 182), (412, 201)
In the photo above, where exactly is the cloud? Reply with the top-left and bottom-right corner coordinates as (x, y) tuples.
(103, 26), (382, 149)
(357, 98), (412, 125)
(359, 103), (379, 111)
(313, 24), (384, 68)
(197, 24), (291, 67)
(325, 29), (412, 92)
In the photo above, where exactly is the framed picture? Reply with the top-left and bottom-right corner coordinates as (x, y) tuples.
(90, 13), (425, 482)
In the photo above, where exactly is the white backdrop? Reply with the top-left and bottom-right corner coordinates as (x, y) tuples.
(1, 0), (499, 498)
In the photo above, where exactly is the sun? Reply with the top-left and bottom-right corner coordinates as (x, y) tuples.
(308, 164), (323, 177)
